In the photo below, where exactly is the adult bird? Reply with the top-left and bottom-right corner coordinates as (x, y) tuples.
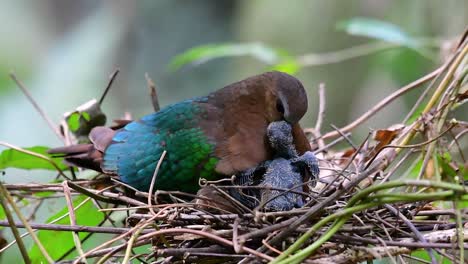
(49, 71), (311, 193)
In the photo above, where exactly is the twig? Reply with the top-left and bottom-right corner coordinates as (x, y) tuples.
(110, 177), (142, 193)
(365, 122), (456, 169)
(156, 245), (245, 258)
(122, 224), (145, 264)
(63, 182), (88, 264)
(0, 183), (31, 264)
(306, 246), (411, 264)
(314, 83), (326, 133)
(77, 211), (170, 263)
(74, 219), (150, 264)
(9, 72), (64, 141)
(332, 228), (468, 248)
(145, 73), (161, 111)
(148, 150), (167, 216)
(232, 217), (241, 253)
(0, 183), (54, 263)
(310, 83), (327, 150)
(397, 41), (467, 148)
(329, 124), (357, 150)
(448, 129), (467, 162)
(313, 132), (351, 154)
(453, 200), (465, 263)
(378, 149), (414, 184)
(319, 65), (444, 139)
(5, 181), (146, 206)
(138, 228), (273, 261)
(384, 204), (437, 264)
(402, 59), (449, 123)
(66, 181), (126, 205)
(313, 132), (370, 202)
(99, 69), (120, 105)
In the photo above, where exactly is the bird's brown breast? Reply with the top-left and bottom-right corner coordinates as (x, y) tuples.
(198, 73), (311, 176)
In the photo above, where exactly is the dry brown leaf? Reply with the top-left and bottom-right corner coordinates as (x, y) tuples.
(366, 124), (405, 161)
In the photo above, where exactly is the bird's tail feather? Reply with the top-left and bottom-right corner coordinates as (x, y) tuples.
(47, 126), (116, 172)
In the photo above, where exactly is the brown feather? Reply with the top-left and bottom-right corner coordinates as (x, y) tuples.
(89, 127), (116, 152)
(48, 126), (116, 172)
(199, 71), (309, 176)
(292, 123), (311, 154)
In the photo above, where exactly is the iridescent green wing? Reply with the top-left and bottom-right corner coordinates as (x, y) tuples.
(103, 99), (219, 193)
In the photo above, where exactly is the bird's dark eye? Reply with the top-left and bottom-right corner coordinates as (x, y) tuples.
(276, 99), (285, 114)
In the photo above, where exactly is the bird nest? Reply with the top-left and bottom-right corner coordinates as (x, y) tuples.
(0, 37), (467, 264)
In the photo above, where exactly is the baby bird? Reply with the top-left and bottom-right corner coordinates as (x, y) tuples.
(231, 121), (319, 211)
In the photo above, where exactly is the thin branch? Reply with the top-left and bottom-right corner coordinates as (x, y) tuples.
(397, 41), (467, 148)
(329, 124), (357, 150)
(99, 69), (120, 105)
(122, 224), (146, 264)
(365, 122), (456, 169)
(63, 182), (88, 264)
(384, 204), (437, 264)
(0, 183), (54, 263)
(313, 132), (351, 154)
(0, 183), (31, 264)
(319, 65), (444, 139)
(9, 73), (64, 141)
(315, 83), (326, 133)
(145, 73), (161, 111)
(148, 150), (167, 216)
(138, 228), (273, 261)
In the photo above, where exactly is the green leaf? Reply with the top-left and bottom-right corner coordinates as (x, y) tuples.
(67, 112), (81, 132)
(29, 195), (106, 262)
(81, 111), (91, 122)
(65, 100), (107, 140)
(169, 42), (282, 71)
(407, 159), (423, 179)
(406, 100), (426, 124)
(0, 206), (4, 232)
(0, 146), (67, 171)
(34, 191), (55, 198)
(410, 250), (452, 263)
(0, 206), (4, 220)
(437, 152), (466, 180)
(337, 17), (417, 47)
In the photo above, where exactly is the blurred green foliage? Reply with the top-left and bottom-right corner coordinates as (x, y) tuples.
(337, 17), (418, 47)
(169, 18), (438, 79)
(169, 42), (289, 71)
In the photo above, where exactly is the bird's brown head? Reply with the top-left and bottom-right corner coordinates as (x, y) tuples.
(265, 71), (308, 124)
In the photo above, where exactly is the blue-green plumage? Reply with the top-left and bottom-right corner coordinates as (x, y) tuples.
(103, 99), (219, 192)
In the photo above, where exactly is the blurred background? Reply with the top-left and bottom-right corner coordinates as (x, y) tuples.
(1, 0), (467, 147)
(0, 0), (466, 261)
